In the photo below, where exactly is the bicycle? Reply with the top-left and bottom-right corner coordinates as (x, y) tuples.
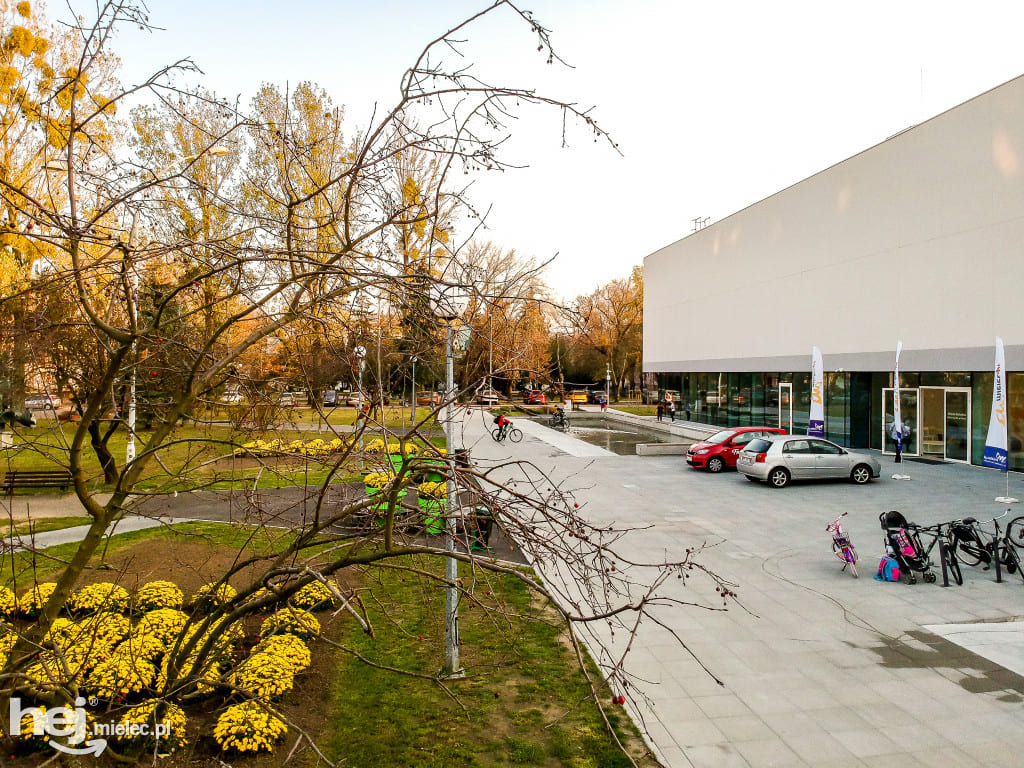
(947, 516), (992, 569)
(491, 424), (523, 443)
(549, 410), (568, 429)
(826, 512), (858, 578)
(988, 512), (1024, 582)
(912, 521), (963, 586)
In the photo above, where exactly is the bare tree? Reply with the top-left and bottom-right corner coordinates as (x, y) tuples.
(0, 1), (734, 763)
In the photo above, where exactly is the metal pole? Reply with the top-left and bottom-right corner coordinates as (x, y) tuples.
(411, 356), (417, 423)
(444, 320), (463, 677)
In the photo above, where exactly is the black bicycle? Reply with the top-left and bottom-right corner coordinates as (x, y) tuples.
(491, 424), (523, 443)
(947, 517), (992, 568)
(549, 410), (568, 429)
(989, 513), (1024, 582)
(914, 521), (963, 586)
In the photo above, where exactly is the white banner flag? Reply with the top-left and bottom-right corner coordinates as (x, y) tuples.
(809, 346), (824, 437)
(893, 340), (903, 451)
(983, 337), (1008, 470)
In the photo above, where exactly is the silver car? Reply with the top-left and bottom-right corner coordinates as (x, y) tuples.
(737, 435), (881, 488)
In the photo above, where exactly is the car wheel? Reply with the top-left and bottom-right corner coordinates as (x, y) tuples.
(768, 467), (790, 488)
(706, 456), (725, 473)
(850, 464), (873, 485)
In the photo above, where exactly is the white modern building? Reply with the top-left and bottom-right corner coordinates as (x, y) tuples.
(644, 74), (1024, 469)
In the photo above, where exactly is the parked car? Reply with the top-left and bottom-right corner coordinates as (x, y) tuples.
(525, 390), (546, 405)
(737, 435), (881, 488)
(416, 391), (442, 406)
(567, 390), (589, 404)
(686, 427), (787, 473)
(278, 392), (296, 407)
(25, 394), (60, 410)
(323, 389), (337, 407)
(476, 388), (499, 406)
(220, 392), (244, 404)
(587, 391), (606, 404)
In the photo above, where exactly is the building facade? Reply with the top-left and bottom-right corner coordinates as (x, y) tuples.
(644, 75), (1024, 471)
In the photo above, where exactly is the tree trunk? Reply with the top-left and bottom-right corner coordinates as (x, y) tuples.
(87, 419), (120, 484)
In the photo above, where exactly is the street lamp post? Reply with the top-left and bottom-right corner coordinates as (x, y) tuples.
(431, 285), (469, 679)
(354, 345), (367, 454)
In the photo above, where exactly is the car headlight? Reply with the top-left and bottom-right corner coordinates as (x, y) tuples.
(693, 448), (709, 455)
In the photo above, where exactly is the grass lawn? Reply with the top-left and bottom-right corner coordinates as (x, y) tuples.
(4, 522), (661, 768)
(0, 516), (89, 536)
(611, 406), (657, 417)
(0, 421), (445, 494)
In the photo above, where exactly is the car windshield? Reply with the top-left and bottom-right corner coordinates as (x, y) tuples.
(705, 429), (737, 445)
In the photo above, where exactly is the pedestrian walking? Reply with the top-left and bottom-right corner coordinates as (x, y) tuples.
(665, 392), (675, 421)
(685, 401), (691, 421)
(888, 418), (904, 463)
(656, 403), (664, 421)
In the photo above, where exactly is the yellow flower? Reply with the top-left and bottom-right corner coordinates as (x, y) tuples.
(116, 699), (188, 751)
(18, 582), (57, 618)
(135, 581), (184, 611)
(259, 608), (320, 640)
(292, 581), (339, 611)
(213, 701), (286, 753)
(67, 582), (130, 614)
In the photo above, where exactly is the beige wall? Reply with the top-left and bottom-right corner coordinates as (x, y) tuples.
(644, 74), (1024, 373)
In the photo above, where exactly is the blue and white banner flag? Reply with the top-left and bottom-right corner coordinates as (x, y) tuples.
(809, 346), (824, 437)
(893, 341), (903, 451)
(983, 337), (1008, 470)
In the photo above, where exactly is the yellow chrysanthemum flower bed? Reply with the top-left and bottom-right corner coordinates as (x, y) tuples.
(135, 581), (184, 611)
(419, 481), (446, 499)
(87, 652), (157, 700)
(259, 608), (320, 641)
(116, 699), (189, 752)
(113, 633), (165, 663)
(255, 634), (311, 674)
(292, 581), (339, 611)
(0, 586), (16, 617)
(26, 650), (89, 693)
(192, 583), (237, 610)
(156, 650), (223, 698)
(364, 438), (386, 453)
(213, 701), (287, 753)
(67, 582), (130, 615)
(133, 608), (189, 644)
(363, 471), (396, 490)
(17, 582), (57, 618)
(227, 651), (295, 699)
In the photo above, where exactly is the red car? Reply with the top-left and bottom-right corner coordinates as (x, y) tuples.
(686, 427), (787, 473)
(525, 391), (546, 404)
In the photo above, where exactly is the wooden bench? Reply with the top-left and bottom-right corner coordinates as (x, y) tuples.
(1, 470), (74, 492)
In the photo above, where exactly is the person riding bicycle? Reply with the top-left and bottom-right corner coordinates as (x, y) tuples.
(494, 412), (513, 439)
(553, 405), (567, 427)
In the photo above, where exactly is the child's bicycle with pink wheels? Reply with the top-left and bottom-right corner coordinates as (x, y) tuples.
(827, 512), (859, 578)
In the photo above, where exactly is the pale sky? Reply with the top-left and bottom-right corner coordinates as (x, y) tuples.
(104, 0), (1024, 301)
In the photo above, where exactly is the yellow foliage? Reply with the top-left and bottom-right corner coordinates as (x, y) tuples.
(0, 65), (20, 91)
(16, 2), (31, 18)
(7, 26), (34, 57)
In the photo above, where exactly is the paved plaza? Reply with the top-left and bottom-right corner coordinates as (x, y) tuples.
(461, 408), (1024, 768)
(5, 408), (1024, 767)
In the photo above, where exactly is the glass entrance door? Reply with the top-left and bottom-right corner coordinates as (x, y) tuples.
(945, 389), (970, 462)
(918, 387), (971, 462)
(882, 388), (919, 456)
(779, 383), (793, 433)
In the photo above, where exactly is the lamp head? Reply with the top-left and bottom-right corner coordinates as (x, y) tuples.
(430, 284), (469, 320)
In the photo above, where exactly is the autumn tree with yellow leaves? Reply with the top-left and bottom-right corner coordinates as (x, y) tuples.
(0, 3), (732, 765)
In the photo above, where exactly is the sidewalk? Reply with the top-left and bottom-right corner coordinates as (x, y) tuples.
(456, 409), (1024, 768)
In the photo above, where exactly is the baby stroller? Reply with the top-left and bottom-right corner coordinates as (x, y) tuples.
(879, 510), (936, 584)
